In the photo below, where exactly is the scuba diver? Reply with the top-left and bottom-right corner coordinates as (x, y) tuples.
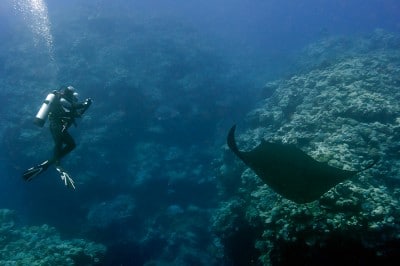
(22, 86), (92, 189)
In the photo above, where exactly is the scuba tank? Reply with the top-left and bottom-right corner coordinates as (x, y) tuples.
(34, 92), (56, 127)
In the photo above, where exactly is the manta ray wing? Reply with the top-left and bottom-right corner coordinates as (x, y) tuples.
(227, 125), (362, 203)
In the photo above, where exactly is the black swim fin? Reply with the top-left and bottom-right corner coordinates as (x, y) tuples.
(22, 160), (50, 181)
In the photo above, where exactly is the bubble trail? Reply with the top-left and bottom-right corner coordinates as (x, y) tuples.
(13, 0), (55, 61)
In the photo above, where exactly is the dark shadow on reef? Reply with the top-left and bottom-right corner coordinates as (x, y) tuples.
(102, 240), (166, 266)
(270, 233), (400, 266)
(223, 224), (262, 266)
(221, 226), (400, 266)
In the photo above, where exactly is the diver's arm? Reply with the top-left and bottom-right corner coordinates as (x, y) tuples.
(73, 98), (92, 117)
(77, 98), (92, 116)
(60, 98), (72, 108)
(61, 98), (91, 127)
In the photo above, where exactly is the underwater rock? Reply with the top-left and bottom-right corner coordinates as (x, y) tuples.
(86, 194), (135, 229)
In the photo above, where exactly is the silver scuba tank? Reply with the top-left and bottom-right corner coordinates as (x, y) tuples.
(34, 93), (56, 127)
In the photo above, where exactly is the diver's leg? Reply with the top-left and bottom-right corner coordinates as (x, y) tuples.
(50, 124), (76, 188)
(58, 130), (76, 159)
(49, 122), (64, 165)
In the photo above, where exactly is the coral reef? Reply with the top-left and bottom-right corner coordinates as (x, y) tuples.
(212, 30), (400, 265)
(0, 209), (106, 265)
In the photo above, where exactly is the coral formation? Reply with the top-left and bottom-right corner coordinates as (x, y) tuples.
(0, 209), (106, 265)
(212, 30), (400, 265)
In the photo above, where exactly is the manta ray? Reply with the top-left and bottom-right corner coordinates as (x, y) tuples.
(227, 125), (376, 204)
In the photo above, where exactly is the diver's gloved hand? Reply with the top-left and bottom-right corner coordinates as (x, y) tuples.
(56, 166), (76, 189)
(84, 98), (92, 106)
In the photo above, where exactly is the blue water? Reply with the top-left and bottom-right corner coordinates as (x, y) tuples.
(1, 0), (399, 264)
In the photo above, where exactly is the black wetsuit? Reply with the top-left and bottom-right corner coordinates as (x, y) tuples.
(22, 90), (91, 182)
(48, 91), (90, 165)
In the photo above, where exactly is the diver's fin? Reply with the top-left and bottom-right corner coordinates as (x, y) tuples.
(56, 166), (76, 189)
(22, 160), (50, 181)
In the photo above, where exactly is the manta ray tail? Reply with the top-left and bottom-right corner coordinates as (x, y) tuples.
(227, 125), (241, 157)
